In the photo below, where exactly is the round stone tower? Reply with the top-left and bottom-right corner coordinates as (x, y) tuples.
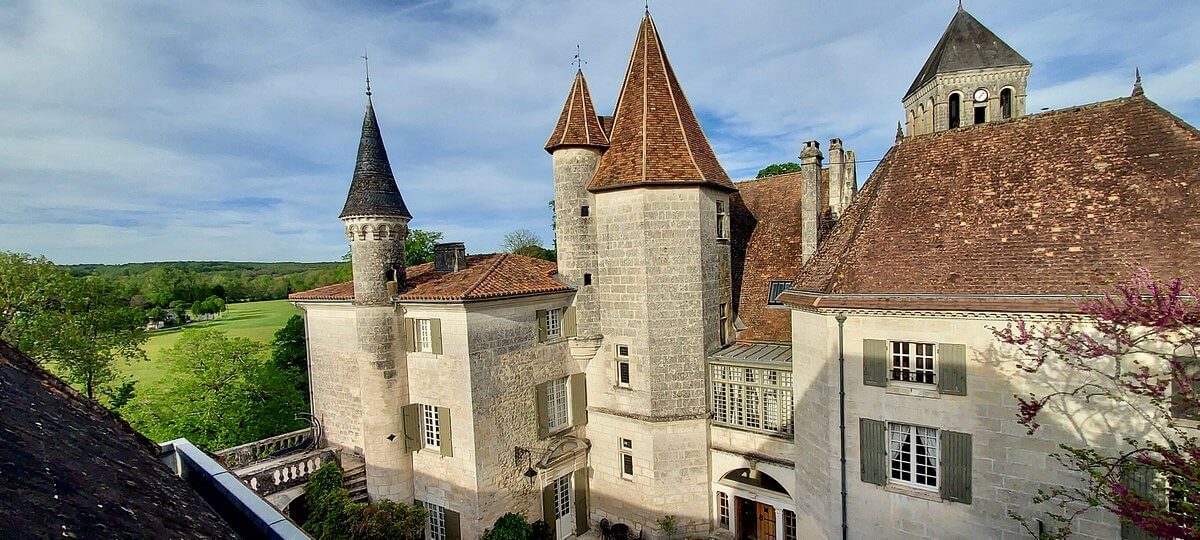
(546, 69), (609, 344)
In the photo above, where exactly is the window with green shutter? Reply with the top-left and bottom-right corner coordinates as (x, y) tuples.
(940, 430), (972, 503)
(1120, 466), (1158, 540)
(564, 307), (578, 338)
(573, 468), (590, 534)
(437, 406), (453, 457)
(402, 403), (423, 453)
(1171, 355), (1200, 421)
(536, 310), (548, 342)
(859, 418), (887, 485)
(570, 373), (588, 427)
(404, 318), (416, 352)
(535, 381), (550, 439)
(863, 340), (888, 387)
(937, 343), (967, 396)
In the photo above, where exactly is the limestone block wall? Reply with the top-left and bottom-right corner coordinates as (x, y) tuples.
(553, 148), (602, 338)
(903, 66), (1031, 136)
(343, 216), (408, 304)
(709, 425), (795, 470)
(356, 304), (412, 501)
(402, 304), (479, 533)
(301, 303), (365, 453)
(791, 309), (1136, 540)
(464, 293), (580, 533)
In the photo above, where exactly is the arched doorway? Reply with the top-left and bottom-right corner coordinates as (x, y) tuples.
(715, 468), (795, 540)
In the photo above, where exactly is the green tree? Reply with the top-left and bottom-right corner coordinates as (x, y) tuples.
(121, 329), (306, 450)
(406, 229), (444, 267)
(482, 513), (533, 540)
(501, 229), (543, 253)
(755, 162), (802, 178)
(0, 252), (147, 399)
(303, 462), (428, 540)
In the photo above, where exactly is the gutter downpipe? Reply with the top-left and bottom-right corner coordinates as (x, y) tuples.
(836, 312), (848, 540)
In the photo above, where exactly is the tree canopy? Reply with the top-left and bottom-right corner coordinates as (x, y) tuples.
(755, 162), (802, 178)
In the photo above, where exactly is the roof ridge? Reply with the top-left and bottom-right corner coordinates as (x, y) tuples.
(462, 253), (509, 298)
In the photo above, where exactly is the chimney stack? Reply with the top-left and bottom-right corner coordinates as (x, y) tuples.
(800, 141), (824, 263)
(827, 139), (845, 219)
(434, 242), (468, 273)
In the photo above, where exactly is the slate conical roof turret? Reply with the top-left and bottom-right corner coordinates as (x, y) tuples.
(588, 12), (734, 192)
(904, 7), (1030, 99)
(340, 97), (412, 219)
(545, 70), (609, 153)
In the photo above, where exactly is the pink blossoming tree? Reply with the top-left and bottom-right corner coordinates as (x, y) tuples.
(993, 270), (1198, 539)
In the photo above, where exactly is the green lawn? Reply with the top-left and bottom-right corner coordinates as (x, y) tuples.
(119, 299), (301, 391)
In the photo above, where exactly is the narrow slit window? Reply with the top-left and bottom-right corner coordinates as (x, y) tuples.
(948, 93), (961, 129)
(717, 491), (730, 529)
(580, 205), (590, 217)
(583, 273), (592, 286)
(716, 200), (728, 240)
(1000, 88), (1013, 119)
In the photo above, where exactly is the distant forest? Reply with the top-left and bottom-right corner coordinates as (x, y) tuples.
(68, 261), (349, 307)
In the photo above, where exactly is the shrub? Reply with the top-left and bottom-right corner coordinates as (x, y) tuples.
(482, 512), (533, 540)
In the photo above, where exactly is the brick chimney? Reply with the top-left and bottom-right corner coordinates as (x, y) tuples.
(434, 242), (467, 273)
(800, 140), (824, 263)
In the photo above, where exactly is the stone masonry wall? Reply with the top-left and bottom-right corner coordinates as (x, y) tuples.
(302, 303), (364, 453)
(903, 66), (1030, 136)
(553, 148), (602, 338)
(356, 304), (412, 501)
(791, 309), (1137, 540)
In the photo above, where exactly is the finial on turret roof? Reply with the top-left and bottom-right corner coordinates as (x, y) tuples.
(896, 121), (904, 143)
(1132, 67), (1144, 97)
(573, 44), (586, 71)
(362, 51), (372, 97)
(958, 0), (964, 11)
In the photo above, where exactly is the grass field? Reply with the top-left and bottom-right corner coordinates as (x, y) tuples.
(118, 299), (301, 391)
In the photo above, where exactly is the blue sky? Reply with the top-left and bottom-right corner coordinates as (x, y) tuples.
(1, 0), (1197, 264)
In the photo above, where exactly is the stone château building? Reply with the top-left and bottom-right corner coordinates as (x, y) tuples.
(285, 5), (1200, 540)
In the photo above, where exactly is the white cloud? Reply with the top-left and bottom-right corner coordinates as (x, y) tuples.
(0, 0), (1197, 264)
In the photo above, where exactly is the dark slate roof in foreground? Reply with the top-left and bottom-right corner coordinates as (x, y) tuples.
(340, 97), (412, 219)
(904, 7), (1030, 99)
(791, 97), (1200, 303)
(0, 338), (235, 538)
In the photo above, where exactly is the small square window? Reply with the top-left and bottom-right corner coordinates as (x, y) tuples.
(616, 344), (629, 357)
(581, 205), (590, 217)
(583, 273), (593, 286)
(767, 281), (790, 305)
(620, 437), (633, 450)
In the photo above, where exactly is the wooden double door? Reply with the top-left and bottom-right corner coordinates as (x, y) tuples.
(735, 496), (776, 540)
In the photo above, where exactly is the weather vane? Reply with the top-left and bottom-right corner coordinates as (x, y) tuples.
(362, 51), (371, 96)
(573, 45), (586, 70)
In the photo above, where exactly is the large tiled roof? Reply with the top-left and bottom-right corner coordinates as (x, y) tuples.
(0, 339), (235, 538)
(904, 7), (1030, 99)
(340, 97), (412, 219)
(790, 97), (1200, 305)
(588, 13), (734, 193)
(730, 171), (828, 342)
(545, 70), (609, 152)
(289, 253), (571, 302)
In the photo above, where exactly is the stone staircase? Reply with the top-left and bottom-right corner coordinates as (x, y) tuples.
(341, 454), (368, 504)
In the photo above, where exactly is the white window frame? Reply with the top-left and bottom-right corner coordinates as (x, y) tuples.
(710, 364), (794, 436)
(546, 376), (570, 432)
(416, 319), (433, 353)
(423, 501), (446, 540)
(718, 302), (729, 344)
(422, 404), (441, 450)
(553, 474), (572, 518)
(620, 440), (635, 480)
(889, 341), (937, 385)
(888, 422), (939, 490)
(546, 308), (563, 339)
(716, 200), (729, 240)
(716, 491), (730, 529)
(616, 345), (631, 388)
(767, 281), (790, 306)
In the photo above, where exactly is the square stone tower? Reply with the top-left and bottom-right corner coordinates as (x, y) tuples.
(902, 6), (1031, 136)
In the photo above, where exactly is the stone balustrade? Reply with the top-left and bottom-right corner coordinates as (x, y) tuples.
(213, 427), (314, 470)
(239, 447), (338, 496)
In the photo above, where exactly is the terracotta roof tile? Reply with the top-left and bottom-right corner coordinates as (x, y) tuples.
(730, 171), (829, 342)
(545, 70), (609, 152)
(0, 339), (235, 537)
(792, 97), (1200, 300)
(289, 254), (571, 302)
(588, 13), (734, 192)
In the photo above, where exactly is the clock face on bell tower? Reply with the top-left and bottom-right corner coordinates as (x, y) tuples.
(974, 88), (989, 102)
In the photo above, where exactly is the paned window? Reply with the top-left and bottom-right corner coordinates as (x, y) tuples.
(716, 200), (728, 240)
(423, 404), (441, 449)
(416, 319), (433, 353)
(553, 474), (571, 518)
(716, 491), (730, 529)
(767, 281), (790, 305)
(546, 308), (562, 338)
(617, 360), (631, 387)
(423, 501), (446, 540)
(783, 510), (797, 540)
(547, 376), (569, 431)
(889, 422), (939, 489)
(890, 341), (936, 384)
(620, 438), (634, 479)
(718, 303), (729, 344)
(710, 364), (794, 436)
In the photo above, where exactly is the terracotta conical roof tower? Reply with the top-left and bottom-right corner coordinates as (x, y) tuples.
(340, 96), (412, 219)
(588, 12), (734, 192)
(545, 70), (609, 152)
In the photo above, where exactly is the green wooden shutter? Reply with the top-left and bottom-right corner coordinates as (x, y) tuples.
(535, 382), (550, 439)
(573, 468), (590, 534)
(1172, 355), (1200, 420)
(859, 418), (887, 485)
(438, 406), (453, 457)
(570, 373), (588, 427)
(863, 339), (888, 387)
(564, 307), (578, 338)
(541, 484), (556, 531)
(536, 310), (548, 342)
(937, 343), (967, 396)
(940, 430), (972, 503)
(430, 318), (443, 355)
(402, 403), (423, 453)
(444, 507), (461, 540)
(1120, 466), (1157, 540)
(404, 318), (416, 353)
